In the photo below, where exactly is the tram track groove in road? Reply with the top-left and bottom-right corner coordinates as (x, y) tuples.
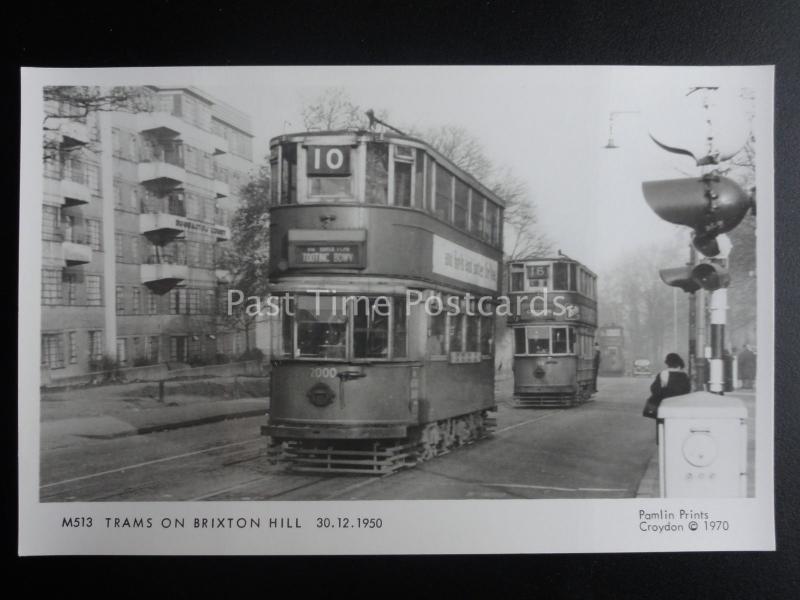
(40, 438), (263, 489)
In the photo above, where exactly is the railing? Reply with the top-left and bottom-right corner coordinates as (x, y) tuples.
(140, 193), (187, 217)
(140, 143), (184, 168)
(145, 254), (187, 266)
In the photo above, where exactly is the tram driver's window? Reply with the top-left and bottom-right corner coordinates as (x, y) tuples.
(526, 326), (550, 355)
(365, 143), (389, 205)
(353, 297), (389, 359)
(295, 295), (347, 359)
(552, 327), (569, 354)
(553, 262), (569, 290)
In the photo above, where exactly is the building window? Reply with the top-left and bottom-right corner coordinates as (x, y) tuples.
(68, 331), (77, 364)
(146, 336), (159, 362)
(86, 275), (102, 306)
(205, 289), (216, 314)
(88, 330), (104, 360)
(187, 289), (200, 314)
(62, 271), (78, 305)
(87, 220), (102, 251)
(130, 236), (139, 263)
(132, 288), (141, 314)
(116, 286), (125, 315)
(147, 289), (158, 314)
(42, 269), (62, 305)
(41, 333), (64, 369)
(116, 338), (127, 366)
(115, 233), (124, 261)
(42, 205), (60, 241)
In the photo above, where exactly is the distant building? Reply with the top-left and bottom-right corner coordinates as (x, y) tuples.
(41, 86), (255, 382)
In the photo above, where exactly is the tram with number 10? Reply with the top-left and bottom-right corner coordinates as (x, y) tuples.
(507, 256), (599, 407)
(262, 129), (505, 474)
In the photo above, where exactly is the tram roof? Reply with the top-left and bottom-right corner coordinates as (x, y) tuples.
(508, 254), (597, 278)
(270, 129), (506, 208)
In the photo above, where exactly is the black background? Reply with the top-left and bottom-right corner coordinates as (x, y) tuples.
(6, 1), (799, 597)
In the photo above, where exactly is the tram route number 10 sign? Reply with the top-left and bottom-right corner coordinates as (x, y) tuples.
(307, 145), (351, 176)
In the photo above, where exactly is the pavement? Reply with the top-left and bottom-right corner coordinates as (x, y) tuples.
(40, 375), (269, 447)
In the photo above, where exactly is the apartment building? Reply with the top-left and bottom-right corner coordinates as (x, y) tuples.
(41, 86), (255, 381)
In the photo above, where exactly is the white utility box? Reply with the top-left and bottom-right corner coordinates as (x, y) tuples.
(657, 392), (748, 498)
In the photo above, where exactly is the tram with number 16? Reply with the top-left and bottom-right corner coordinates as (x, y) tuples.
(507, 256), (599, 407)
(597, 324), (626, 376)
(262, 129), (505, 474)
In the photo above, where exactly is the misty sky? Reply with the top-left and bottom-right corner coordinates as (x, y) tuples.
(36, 65), (765, 276)
(203, 66), (763, 275)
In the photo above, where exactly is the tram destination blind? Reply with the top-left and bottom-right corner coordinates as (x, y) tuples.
(290, 242), (365, 268)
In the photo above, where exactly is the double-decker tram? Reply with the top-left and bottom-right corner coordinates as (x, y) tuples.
(507, 256), (598, 407)
(262, 130), (504, 474)
(597, 324), (626, 376)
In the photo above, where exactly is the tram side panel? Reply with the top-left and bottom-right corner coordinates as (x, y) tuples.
(419, 360), (495, 423)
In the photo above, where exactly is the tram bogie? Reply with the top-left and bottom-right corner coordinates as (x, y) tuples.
(260, 129), (504, 474)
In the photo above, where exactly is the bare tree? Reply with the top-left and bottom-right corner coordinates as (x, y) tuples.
(43, 86), (152, 160)
(300, 88), (552, 258)
(301, 87), (385, 131)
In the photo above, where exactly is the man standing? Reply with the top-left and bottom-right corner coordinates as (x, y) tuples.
(593, 342), (601, 393)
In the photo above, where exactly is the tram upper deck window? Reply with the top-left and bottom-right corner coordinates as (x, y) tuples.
(415, 149), (425, 209)
(526, 326), (550, 355)
(394, 148), (413, 207)
(471, 193), (485, 237)
(295, 295), (347, 359)
(353, 297), (389, 359)
(510, 264), (525, 292)
(280, 143), (297, 205)
(553, 262), (569, 291)
(486, 203), (500, 246)
(569, 263), (577, 291)
(435, 164), (453, 222)
(454, 179), (469, 229)
(366, 143), (389, 205)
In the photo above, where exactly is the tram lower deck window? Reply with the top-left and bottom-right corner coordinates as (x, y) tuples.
(526, 326), (550, 354)
(296, 296), (347, 359)
(353, 297), (389, 359)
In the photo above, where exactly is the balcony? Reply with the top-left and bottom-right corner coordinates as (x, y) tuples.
(139, 211), (185, 245)
(62, 240), (93, 266)
(137, 112), (184, 138)
(44, 158), (92, 206)
(141, 258), (188, 294)
(138, 161), (186, 187)
(59, 121), (90, 148)
(213, 179), (230, 198)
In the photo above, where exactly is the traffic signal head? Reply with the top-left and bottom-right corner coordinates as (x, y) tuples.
(642, 175), (752, 257)
(658, 261), (730, 293)
(691, 261), (730, 290)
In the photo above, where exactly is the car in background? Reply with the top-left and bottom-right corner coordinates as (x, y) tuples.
(633, 358), (652, 377)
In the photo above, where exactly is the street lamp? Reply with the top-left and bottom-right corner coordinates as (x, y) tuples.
(603, 110), (640, 149)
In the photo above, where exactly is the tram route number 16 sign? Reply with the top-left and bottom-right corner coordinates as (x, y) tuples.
(307, 145), (351, 176)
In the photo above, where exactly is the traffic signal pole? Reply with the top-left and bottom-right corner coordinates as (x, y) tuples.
(708, 288), (727, 394)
